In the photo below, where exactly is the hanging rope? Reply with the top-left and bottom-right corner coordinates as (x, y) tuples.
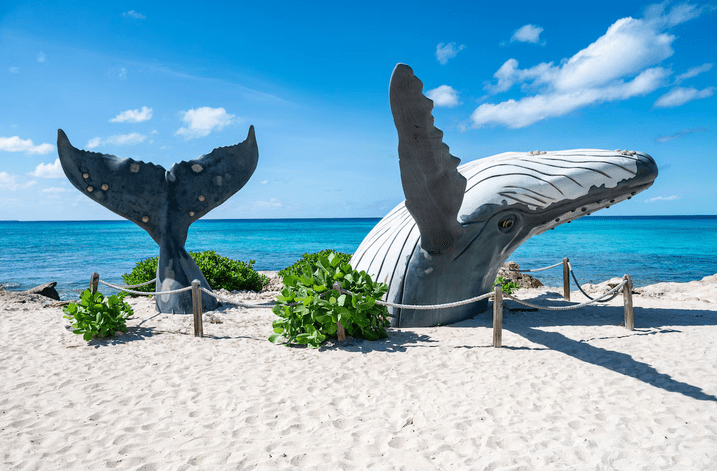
(97, 279), (191, 296)
(504, 280), (627, 311)
(506, 261), (563, 273)
(568, 262), (622, 302)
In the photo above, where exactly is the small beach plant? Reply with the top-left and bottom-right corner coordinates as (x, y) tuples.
(278, 249), (353, 278)
(270, 251), (390, 348)
(63, 289), (134, 341)
(493, 276), (522, 296)
(122, 250), (269, 295)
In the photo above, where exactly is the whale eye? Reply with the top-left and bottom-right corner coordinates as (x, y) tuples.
(498, 215), (516, 233)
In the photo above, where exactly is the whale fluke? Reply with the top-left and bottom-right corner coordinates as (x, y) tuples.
(57, 127), (259, 313)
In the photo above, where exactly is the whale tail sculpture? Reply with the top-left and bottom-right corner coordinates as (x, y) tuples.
(351, 64), (659, 327)
(57, 127), (259, 313)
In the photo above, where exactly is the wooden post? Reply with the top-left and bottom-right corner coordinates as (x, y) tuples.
(493, 286), (503, 348)
(90, 272), (99, 294)
(562, 257), (570, 301)
(191, 280), (204, 337)
(333, 282), (345, 342)
(623, 274), (634, 331)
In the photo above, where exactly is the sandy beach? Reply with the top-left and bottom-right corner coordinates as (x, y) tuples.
(2, 274), (716, 470)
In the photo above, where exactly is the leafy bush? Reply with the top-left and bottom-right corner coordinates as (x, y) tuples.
(121, 256), (157, 294)
(493, 276), (522, 296)
(270, 252), (390, 348)
(278, 249), (353, 278)
(63, 289), (134, 341)
(122, 250), (269, 295)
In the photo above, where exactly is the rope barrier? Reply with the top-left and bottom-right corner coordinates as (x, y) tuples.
(504, 279), (627, 311)
(567, 262), (621, 303)
(97, 279), (192, 296)
(336, 287), (493, 311)
(199, 287), (253, 308)
(118, 278), (156, 289)
(86, 257), (637, 344)
(507, 261), (563, 273)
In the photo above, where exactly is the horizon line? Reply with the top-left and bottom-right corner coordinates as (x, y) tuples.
(2, 215), (717, 223)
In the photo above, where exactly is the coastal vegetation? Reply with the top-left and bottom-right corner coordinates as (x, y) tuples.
(493, 276), (522, 296)
(63, 289), (134, 341)
(278, 249), (353, 278)
(271, 251), (390, 348)
(121, 250), (269, 295)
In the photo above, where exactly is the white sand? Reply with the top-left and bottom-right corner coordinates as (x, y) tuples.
(2, 274), (716, 470)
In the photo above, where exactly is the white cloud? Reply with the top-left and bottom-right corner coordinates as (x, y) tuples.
(654, 86), (715, 108)
(260, 180), (268, 184)
(473, 68), (668, 128)
(30, 158), (64, 178)
(0, 136), (54, 154)
(123, 10), (146, 19)
(118, 68), (127, 80)
(643, 1), (708, 27)
(426, 85), (461, 107)
(254, 199), (282, 210)
(644, 195), (680, 203)
(87, 137), (102, 149)
(675, 63), (713, 83)
(9, 66), (19, 74)
(175, 107), (235, 139)
(86, 133), (146, 149)
(655, 127), (707, 142)
(41, 187), (69, 193)
(110, 106), (153, 123)
(474, 3), (706, 128)
(510, 24), (544, 44)
(0, 172), (17, 190)
(37, 51), (46, 63)
(0, 172), (36, 191)
(436, 42), (466, 65)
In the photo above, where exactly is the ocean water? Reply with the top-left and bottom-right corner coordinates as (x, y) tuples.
(0, 216), (715, 300)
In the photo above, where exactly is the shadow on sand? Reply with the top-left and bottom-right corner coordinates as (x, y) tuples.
(334, 291), (717, 402)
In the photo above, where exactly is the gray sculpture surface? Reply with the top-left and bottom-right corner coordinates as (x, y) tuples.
(57, 127), (258, 314)
(351, 64), (659, 328)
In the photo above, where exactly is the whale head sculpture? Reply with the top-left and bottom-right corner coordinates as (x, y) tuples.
(57, 127), (258, 314)
(351, 64), (658, 327)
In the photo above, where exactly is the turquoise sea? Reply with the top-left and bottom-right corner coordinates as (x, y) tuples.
(1, 216), (715, 300)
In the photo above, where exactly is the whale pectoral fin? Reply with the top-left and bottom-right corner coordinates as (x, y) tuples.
(389, 64), (466, 254)
(57, 129), (168, 242)
(167, 125), (259, 224)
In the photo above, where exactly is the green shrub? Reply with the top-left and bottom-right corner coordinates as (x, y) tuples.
(122, 256), (157, 294)
(63, 289), (133, 341)
(270, 252), (390, 348)
(121, 250), (269, 296)
(493, 276), (522, 296)
(278, 249), (353, 278)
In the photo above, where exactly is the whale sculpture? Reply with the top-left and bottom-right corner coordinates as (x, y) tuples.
(57, 127), (259, 313)
(351, 64), (659, 327)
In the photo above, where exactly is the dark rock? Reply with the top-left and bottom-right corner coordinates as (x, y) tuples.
(496, 262), (544, 289)
(21, 282), (61, 301)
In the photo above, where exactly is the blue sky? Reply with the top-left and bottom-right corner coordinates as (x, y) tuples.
(1, 0), (715, 220)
